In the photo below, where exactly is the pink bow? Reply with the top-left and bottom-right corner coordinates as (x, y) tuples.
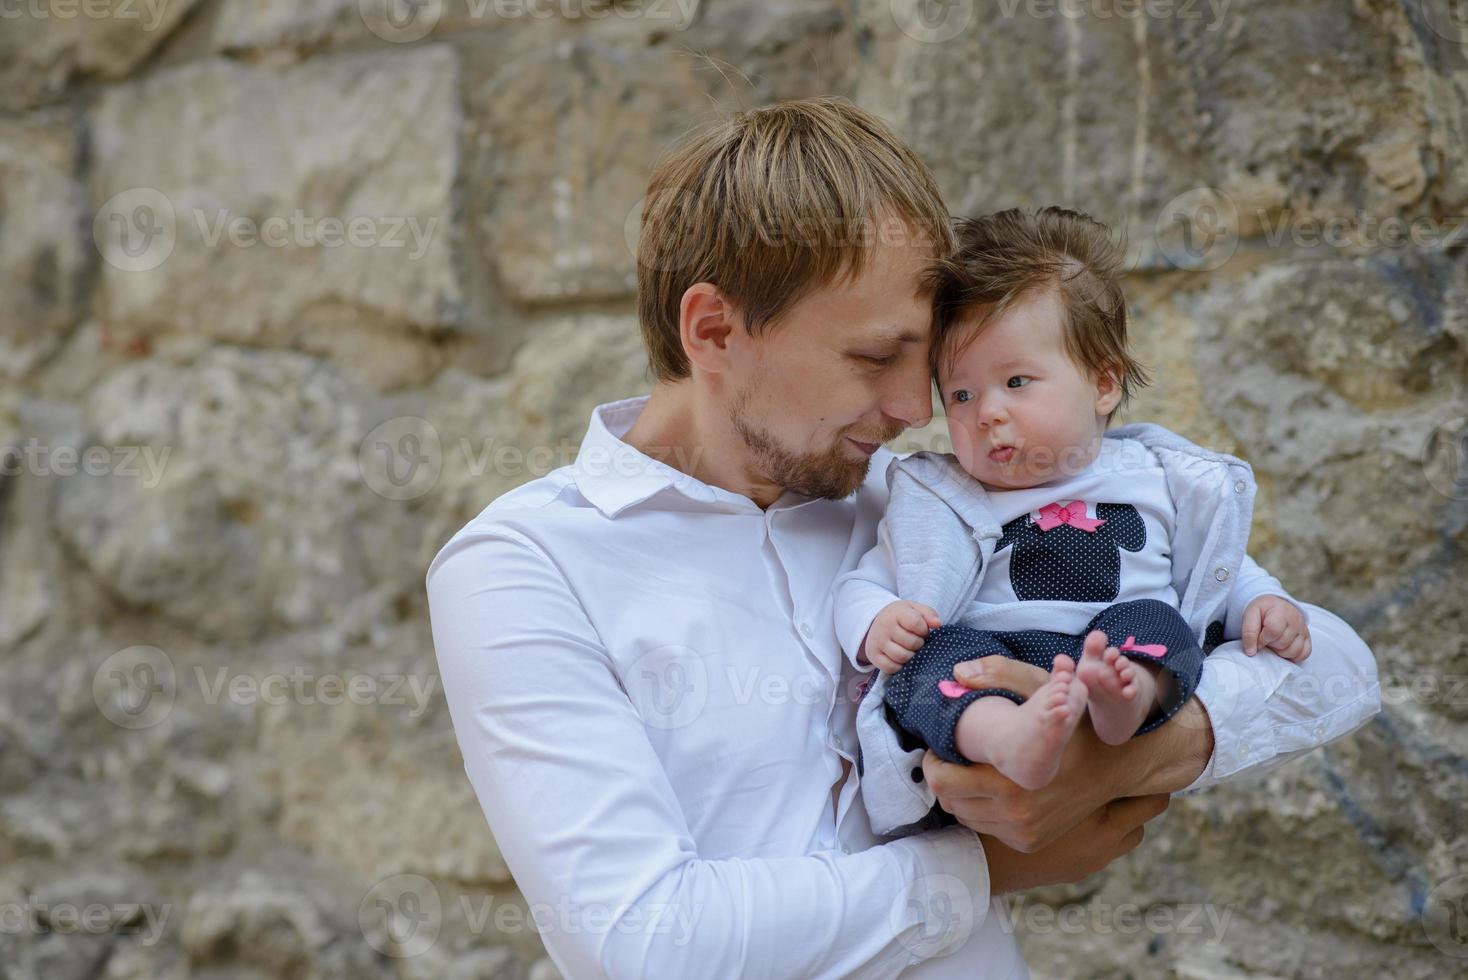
(937, 680), (968, 698)
(1119, 635), (1168, 658)
(1034, 500), (1107, 533)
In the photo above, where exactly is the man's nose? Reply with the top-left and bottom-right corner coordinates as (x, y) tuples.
(883, 366), (934, 430)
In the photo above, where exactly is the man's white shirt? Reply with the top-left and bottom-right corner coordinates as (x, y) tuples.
(426, 395), (1380, 979)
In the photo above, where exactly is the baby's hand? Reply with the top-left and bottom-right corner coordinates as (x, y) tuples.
(862, 601), (941, 674)
(1241, 595), (1311, 661)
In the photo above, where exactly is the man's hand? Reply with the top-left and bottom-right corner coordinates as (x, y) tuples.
(861, 600), (941, 673)
(982, 795), (1169, 893)
(924, 654), (1210, 852)
(1241, 596), (1311, 661)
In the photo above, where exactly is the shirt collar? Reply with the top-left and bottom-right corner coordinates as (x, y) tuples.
(571, 396), (841, 519)
(572, 396), (757, 518)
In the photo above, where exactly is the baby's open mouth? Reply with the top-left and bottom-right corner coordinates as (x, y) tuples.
(988, 446), (1016, 463)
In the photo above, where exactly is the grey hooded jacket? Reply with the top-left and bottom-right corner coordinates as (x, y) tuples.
(834, 421), (1305, 835)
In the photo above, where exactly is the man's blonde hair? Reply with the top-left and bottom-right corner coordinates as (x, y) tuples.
(635, 97), (955, 381)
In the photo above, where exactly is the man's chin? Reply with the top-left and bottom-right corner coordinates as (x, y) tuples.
(730, 395), (876, 500)
(782, 447), (871, 500)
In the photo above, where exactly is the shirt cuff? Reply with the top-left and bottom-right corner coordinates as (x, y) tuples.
(885, 824), (993, 964)
(1178, 642), (1295, 794)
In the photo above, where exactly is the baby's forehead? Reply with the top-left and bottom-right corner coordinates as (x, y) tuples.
(946, 317), (1063, 370)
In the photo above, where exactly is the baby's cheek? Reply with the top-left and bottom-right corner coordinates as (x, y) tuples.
(947, 417), (980, 475)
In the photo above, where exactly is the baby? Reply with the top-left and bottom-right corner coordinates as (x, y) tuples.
(834, 206), (1312, 797)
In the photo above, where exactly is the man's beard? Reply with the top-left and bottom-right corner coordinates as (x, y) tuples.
(729, 385), (900, 500)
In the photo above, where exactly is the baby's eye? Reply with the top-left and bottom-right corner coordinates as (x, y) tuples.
(1006, 376), (1031, 389)
(951, 390), (972, 404)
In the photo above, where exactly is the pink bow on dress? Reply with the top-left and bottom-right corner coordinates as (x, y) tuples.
(1119, 635), (1168, 658)
(1034, 500), (1107, 533)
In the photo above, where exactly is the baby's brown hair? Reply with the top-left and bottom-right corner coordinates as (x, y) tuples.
(924, 206), (1151, 421)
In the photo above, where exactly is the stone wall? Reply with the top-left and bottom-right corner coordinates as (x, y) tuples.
(0, 1), (1464, 977)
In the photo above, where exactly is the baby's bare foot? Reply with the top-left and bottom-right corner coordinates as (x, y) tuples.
(954, 654), (1089, 790)
(1077, 630), (1158, 745)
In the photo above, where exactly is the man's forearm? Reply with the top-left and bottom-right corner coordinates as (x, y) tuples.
(1104, 697), (1214, 796)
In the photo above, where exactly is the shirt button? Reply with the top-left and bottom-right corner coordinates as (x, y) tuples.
(1214, 567), (1230, 582)
(1314, 723), (1326, 738)
(910, 766), (924, 783)
(1234, 479), (1247, 493)
(800, 623), (814, 639)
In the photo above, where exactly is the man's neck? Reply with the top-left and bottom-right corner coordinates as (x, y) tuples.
(622, 381), (784, 509)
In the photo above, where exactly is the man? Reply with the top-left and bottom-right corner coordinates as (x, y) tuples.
(426, 97), (1380, 978)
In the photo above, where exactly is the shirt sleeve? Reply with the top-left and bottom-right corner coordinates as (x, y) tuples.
(426, 527), (996, 980)
(1180, 599), (1380, 795)
(833, 516), (904, 672)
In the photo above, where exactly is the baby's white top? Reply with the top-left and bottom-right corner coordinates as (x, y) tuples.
(966, 436), (1180, 634)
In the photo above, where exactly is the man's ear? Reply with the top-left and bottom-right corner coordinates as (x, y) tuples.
(1094, 364), (1124, 417)
(679, 282), (743, 376)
